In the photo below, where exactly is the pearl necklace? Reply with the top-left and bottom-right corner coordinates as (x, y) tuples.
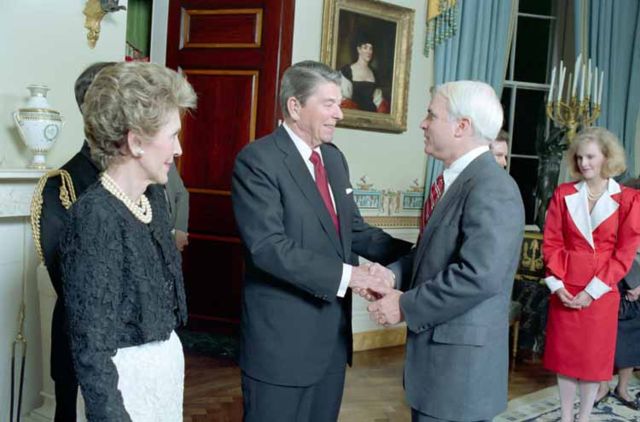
(586, 183), (606, 201)
(100, 173), (152, 224)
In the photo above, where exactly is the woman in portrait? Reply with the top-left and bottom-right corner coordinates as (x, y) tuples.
(59, 61), (197, 421)
(542, 127), (640, 422)
(340, 33), (390, 113)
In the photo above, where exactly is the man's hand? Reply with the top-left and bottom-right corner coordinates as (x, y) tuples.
(569, 291), (593, 309)
(350, 265), (391, 301)
(368, 289), (403, 326)
(626, 285), (640, 302)
(174, 230), (189, 252)
(366, 263), (396, 289)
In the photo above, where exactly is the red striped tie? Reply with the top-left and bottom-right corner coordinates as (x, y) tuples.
(420, 174), (444, 233)
(309, 151), (340, 234)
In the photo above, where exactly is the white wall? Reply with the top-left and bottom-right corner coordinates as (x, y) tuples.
(0, 0), (129, 170)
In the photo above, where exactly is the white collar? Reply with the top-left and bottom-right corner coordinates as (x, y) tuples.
(564, 179), (621, 249)
(442, 146), (489, 193)
(283, 122), (319, 160)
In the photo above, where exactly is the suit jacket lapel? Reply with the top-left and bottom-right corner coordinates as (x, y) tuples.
(322, 144), (350, 258)
(411, 152), (491, 282)
(565, 182), (594, 248)
(275, 128), (343, 254)
(591, 179), (621, 231)
(565, 180), (621, 249)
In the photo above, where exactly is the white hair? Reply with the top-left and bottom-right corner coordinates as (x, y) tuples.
(435, 80), (504, 143)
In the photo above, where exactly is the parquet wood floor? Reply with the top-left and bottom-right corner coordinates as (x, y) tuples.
(183, 347), (556, 421)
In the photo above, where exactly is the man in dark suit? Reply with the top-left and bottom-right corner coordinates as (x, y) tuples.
(368, 81), (525, 421)
(232, 60), (412, 421)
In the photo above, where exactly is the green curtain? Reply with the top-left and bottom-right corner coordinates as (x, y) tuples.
(126, 0), (153, 59)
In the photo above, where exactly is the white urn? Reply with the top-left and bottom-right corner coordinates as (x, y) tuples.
(13, 84), (64, 169)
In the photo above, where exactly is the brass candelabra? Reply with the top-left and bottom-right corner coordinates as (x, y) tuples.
(546, 98), (600, 143)
(546, 54), (604, 142)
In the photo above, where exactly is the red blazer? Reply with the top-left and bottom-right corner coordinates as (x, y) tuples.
(543, 180), (640, 291)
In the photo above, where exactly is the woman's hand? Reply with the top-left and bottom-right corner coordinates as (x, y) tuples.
(570, 291), (594, 309)
(555, 288), (576, 307)
(626, 285), (640, 302)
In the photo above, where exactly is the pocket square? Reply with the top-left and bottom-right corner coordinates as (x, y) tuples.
(346, 188), (353, 194)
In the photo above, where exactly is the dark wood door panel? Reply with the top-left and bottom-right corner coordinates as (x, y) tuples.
(168, 0), (294, 333)
(188, 192), (236, 236)
(181, 70), (258, 191)
(182, 236), (244, 329)
(183, 8), (263, 48)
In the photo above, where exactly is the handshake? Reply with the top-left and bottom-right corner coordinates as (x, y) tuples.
(349, 263), (404, 326)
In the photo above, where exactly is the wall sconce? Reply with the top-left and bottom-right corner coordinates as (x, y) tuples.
(83, 0), (126, 49)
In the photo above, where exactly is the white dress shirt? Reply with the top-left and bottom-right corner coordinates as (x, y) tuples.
(441, 145), (490, 196)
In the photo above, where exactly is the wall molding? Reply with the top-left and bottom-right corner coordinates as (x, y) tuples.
(363, 215), (419, 228)
(353, 326), (406, 352)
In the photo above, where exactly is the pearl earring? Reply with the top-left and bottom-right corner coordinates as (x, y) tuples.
(137, 149), (145, 156)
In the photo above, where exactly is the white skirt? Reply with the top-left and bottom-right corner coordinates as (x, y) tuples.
(110, 330), (184, 422)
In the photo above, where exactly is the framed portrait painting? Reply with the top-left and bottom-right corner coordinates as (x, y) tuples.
(321, 0), (414, 133)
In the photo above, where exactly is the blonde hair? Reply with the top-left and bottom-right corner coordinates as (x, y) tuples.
(566, 127), (627, 179)
(82, 61), (197, 169)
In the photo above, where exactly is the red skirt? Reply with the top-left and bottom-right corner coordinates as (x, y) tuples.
(543, 283), (619, 381)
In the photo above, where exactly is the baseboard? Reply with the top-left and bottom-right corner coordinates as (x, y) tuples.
(353, 326), (406, 351)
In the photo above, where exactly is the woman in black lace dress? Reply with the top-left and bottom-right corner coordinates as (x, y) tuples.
(339, 34), (389, 113)
(59, 61), (196, 421)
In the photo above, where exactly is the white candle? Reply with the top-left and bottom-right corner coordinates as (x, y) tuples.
(598, 70), (604, 104)
(580, 64), (585, 101)
(586, 59), (592, 99)
(593, 67), (598, 105)
(557, 62), (565, 103)
(548, 67), (556, 104)
(572, 54), (581, 97)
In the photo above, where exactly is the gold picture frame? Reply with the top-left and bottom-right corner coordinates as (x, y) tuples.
(321, 0), (414, 133)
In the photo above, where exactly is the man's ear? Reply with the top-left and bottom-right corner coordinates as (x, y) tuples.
(287, 97), (301, 121)
(455, 117), (472, 138)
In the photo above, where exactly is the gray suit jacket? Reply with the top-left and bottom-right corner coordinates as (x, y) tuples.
(165, 163), (189, 232)
(397, 152), (525, 420)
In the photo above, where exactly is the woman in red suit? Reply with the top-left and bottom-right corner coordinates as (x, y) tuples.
(543, 127), (640, 422)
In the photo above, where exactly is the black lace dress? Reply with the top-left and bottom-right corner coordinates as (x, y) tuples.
(340, 65), (378, 112)
(59, 182), (187, 422)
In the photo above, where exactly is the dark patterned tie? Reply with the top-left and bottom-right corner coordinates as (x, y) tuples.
(309, 151), (340, 234)
(420, 174), (445, 233)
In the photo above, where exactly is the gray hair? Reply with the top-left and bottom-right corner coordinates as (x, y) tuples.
(82, 61), (197, 169)
(434, 81), (504, 143)
(279, 61), (342, 119)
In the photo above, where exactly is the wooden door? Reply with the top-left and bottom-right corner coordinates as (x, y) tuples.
(166, 0), (294, 333)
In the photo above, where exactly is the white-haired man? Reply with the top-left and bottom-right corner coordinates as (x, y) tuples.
(368, 81), (525, 421)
